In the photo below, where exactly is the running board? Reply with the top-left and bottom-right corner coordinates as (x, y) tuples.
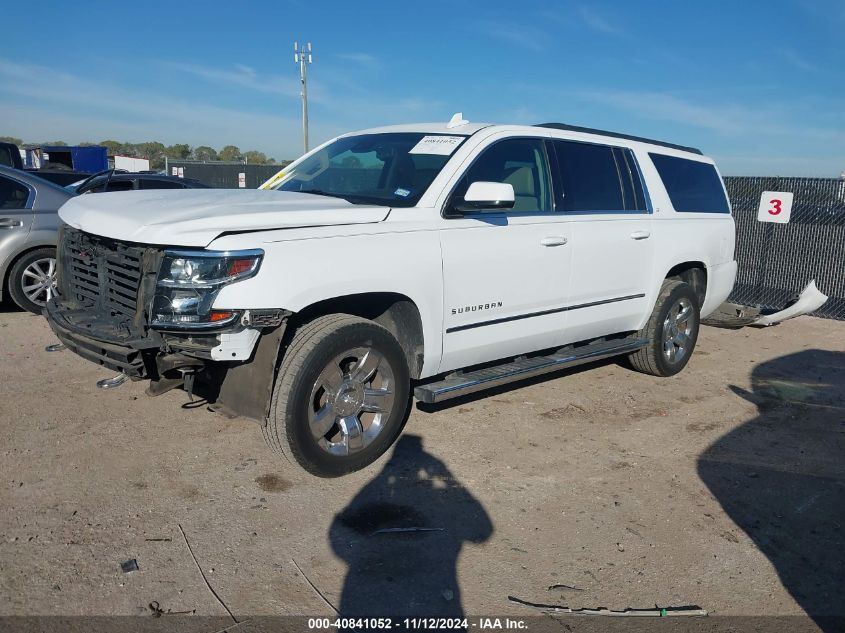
(414, 338), (649, 404)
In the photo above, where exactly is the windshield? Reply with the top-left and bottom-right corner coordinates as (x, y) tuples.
(268, 132), (466, 207)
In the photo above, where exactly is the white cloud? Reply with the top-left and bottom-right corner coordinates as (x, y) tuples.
(475, 20), (545, 51)
(0, 58), (314, 157)
(160, 61), (300, 97)
(576, 88), (845, 145)
(781, 49), (819, 73)
(577, 6), (622, 35)
(0, 57), (453, 158)
(336, 53), (380, 68)
(578, 89), (760, 135)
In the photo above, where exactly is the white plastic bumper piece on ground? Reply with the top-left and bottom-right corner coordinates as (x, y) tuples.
(753, 280), (829, 326)
(211, 328), (261, 361)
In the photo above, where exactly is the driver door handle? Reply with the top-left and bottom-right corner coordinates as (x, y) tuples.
(0, 218), (23, 228)
(540, 236), (568, 247)
(630, 230), (651, 240)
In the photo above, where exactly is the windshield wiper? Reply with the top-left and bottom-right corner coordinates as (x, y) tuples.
(298, 188), (346, 199)
(297, 189), (373, 205)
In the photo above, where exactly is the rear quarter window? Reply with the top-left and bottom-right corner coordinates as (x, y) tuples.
(649, 153), (730, 214)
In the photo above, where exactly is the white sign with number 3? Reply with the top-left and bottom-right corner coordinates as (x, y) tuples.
(757, 191), (793, 224)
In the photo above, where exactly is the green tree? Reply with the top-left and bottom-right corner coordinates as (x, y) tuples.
(42, 140), (68, 146)
(135, 141), (167, 170)
(193, 145), (218, 161)
(99, 140), (124, 155)
(243, 150), (268, 164)
(165, 143), (191, 160)
(0, 136), (23, 146)
(218, 145), (243, 162)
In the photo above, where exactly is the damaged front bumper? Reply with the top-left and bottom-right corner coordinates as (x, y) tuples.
(45, 299), (289, 422)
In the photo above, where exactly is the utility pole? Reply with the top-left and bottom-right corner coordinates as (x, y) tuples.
(294, 41), (313, 154)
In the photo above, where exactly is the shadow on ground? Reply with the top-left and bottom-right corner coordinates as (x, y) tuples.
(329, 434), (493, 618)
(0, 298), (26, 314)
(698, 349), (845, 632)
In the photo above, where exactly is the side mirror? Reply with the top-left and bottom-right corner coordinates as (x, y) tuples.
(454, 181), (515, 213)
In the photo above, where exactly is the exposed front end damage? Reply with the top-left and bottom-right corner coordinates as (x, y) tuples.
(45, 226), (290, 423)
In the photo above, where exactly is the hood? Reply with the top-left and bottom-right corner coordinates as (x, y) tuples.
(58, 189), (392, 247)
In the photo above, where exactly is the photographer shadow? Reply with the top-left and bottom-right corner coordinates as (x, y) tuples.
(697, 349), (845, 632)
(329, 434), (493, 618)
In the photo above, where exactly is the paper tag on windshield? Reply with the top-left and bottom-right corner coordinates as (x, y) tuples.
(409, 135), (463, 155)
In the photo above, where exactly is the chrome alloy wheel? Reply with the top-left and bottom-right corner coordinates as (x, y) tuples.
(308, 347), (396, 456)
(21, 257), (57, 307)
(662, 297), (694, 364)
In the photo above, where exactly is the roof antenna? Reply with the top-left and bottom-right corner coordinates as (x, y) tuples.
(446, 112), (469, 129)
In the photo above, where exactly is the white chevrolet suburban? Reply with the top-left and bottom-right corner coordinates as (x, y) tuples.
(46, 117), (737, 476)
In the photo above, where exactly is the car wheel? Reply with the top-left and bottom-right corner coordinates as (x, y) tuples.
(628, 279), (700, 377)
(264, 313), (411, 477)
(8, 248), (57, 314)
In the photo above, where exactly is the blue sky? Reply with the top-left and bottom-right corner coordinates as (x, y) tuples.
(1, 0), (843, 175)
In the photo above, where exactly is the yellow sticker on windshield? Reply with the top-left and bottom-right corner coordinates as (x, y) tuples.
(259, 170), (286, 190)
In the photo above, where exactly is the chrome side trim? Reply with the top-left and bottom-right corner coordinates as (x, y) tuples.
(446, 293), (645, 333)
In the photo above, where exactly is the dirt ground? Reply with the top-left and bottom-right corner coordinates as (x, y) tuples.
(0, 307), (843, 627)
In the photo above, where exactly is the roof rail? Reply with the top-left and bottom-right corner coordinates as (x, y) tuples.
(534, 123), (703, 155)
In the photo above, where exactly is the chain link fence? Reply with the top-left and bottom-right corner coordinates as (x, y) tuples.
(724, 176), (845, 320)
(165, 161), (282, 189)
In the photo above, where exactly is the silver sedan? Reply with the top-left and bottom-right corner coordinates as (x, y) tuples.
(0, 165), (72, 313)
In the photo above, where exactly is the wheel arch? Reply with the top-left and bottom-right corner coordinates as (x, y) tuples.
(663, 261), (708, 308)
(288, 292), (426, 379)
(1, 240), (57, 299)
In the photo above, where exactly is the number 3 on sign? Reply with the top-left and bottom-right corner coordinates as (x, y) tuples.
(757, 191), (793, 224)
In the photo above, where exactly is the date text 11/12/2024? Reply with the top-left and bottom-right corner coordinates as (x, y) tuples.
(307, 617), (528, 630)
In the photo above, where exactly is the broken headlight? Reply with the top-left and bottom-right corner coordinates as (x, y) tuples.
(150, 249), (263, 329)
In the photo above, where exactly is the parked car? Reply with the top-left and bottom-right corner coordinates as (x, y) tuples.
(0, 166), (73, 313)
(67, 171), (209, 195)
(45, 117), (737, 477)
(0, 141), (100, 186)
(0, 142), (24, 169)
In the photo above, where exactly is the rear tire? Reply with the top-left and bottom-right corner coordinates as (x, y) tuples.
(263, 314), (411, 477)
(8, 248), (57, 314)
(628, 280), (700, 377)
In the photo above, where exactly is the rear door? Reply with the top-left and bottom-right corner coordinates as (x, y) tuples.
(0, 174), (34, 272)
(550, 139), (654, 342)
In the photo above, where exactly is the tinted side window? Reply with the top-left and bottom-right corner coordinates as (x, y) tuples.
(649, 153), (730, 213)
(552, 140), (625, 212)
(88, 179), (134, 193)
(451, 138), (551, 213)
(0, 176), (30, 209)
(613, 148), (648, 211)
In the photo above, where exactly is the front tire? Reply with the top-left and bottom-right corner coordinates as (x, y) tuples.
(8, 248), (57, 314)
(264, 314), (411, 477)
(628, 280), (700, 377)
